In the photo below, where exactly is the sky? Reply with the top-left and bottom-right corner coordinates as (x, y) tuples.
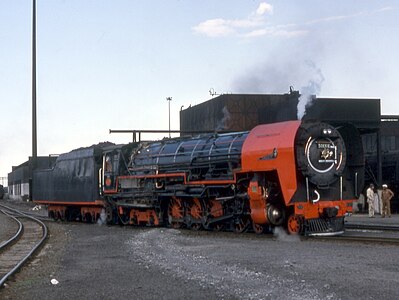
(0, 0), (398, 179)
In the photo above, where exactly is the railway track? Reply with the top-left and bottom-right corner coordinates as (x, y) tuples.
(345, 223), (399, 231)
(0, 203), (48, 288)
(327, 234), (399, 244)
(310, 227), (399, 244)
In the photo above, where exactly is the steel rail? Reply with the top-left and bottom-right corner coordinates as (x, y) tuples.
(345, 223), (399, 231)
(0, 210), (23, 250)
(311, 234), (399, 244)
(3, 209), (51, 223)
(0, 203), (48, 288)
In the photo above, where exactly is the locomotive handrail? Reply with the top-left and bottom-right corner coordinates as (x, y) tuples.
(109, 129), (234, 134)
(109, 129), (236, 142)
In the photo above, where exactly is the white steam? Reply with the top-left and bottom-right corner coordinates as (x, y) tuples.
(216, 106), (232, 130)
(273, 227), (301, 242)
(297, 60), (325, 120)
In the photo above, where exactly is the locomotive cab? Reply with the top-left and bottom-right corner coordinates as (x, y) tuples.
(101, 147), (125, 194)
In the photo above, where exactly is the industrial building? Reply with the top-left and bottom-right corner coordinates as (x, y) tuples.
(7, 156), (56, 201)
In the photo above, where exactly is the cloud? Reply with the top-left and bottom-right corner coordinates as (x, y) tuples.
(193, 4), (395, 39)
(193, 19), (236, 37)
(192, 2), (273, 38)
(305, 6), (395, 26)
(244, 28), (307, 38)
(256, 2), (273, 16)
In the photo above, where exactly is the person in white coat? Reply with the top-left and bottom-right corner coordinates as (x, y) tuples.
(366, 184), (375, 218)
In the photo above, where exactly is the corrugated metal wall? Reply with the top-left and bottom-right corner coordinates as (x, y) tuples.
(180, 93), (299, 133)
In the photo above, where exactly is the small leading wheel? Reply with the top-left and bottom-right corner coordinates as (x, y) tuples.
(168, 198), (184, 228)
(287, 214), (303, 235)
(234, 217), (249, 233)
(252, 222), (264, 234)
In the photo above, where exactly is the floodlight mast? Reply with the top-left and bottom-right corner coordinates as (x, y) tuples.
(32, 0), (37, 165)
(166, 97), (172, 138)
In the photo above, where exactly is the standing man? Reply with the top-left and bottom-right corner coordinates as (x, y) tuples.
(381, 184), (394, 218)
(366, 184), (375, 218)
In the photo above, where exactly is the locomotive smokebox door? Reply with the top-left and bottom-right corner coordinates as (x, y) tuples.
(295, 122), (346, 187)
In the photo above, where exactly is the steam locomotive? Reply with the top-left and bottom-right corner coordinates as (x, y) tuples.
(33, 120), (364, 236)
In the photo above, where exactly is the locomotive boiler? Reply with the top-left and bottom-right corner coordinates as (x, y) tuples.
(33, 120), (364, 235)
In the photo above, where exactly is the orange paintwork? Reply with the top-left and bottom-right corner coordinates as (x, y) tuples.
(129, 208), (159, 225)
(47, 205), (66, 212)
(294, 199), (353, 219)
(81, 206), (102, 215)
(208, 200), (223, 218)
(34, 200), (105, 206)
(241, 121), (301, 204)
(247, 181), (268, 224)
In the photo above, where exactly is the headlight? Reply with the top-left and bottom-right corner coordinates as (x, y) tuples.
(323, 128), (332, 135)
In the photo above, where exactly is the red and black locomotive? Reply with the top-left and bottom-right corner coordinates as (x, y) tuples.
(33, 120), (364, 235)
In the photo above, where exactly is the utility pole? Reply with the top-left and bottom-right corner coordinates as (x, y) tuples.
(166, 97), (172, 138)
(32, 0), (37, 165)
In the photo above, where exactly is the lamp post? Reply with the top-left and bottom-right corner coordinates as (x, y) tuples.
(32, 0), (37, 165)
(166, 97), (172, 138)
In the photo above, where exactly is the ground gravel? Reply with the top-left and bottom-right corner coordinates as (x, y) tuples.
(0, 210), (18, 243)
(0, 202), (398, 299)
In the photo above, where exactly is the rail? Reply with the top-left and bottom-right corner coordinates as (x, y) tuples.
(315, 234), (399, 244)
(0, 203), (48, 288)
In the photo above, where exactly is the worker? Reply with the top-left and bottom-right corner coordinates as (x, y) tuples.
(366, 184), (375, 218)
(381, 184), (394, 218)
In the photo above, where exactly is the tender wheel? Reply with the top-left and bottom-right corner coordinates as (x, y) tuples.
(49, 211), (55, 220)
(287, 214), (303, 234)
(105, 206), (114, 224)
(168, 198), (184, 228)
(234, 217), (249, 233)
(252, 222), (264, 234)
(59, 211), (66, 222)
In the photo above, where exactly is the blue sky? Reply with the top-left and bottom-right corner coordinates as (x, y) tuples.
(0, 0), (398, 178)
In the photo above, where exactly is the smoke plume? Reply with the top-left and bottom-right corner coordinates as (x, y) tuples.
(297, 60), (325, 119)
(230, 54), (325, 120)
(216, 106), (232, 130)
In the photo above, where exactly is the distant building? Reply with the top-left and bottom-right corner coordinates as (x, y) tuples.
(180, 91), (380, 132)
(8, 156), (57, 201)
(180, 92), (299, 132)
(363, 116), (399, 212)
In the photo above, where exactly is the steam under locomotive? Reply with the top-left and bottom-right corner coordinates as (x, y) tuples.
(33, 120), (365, 236)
